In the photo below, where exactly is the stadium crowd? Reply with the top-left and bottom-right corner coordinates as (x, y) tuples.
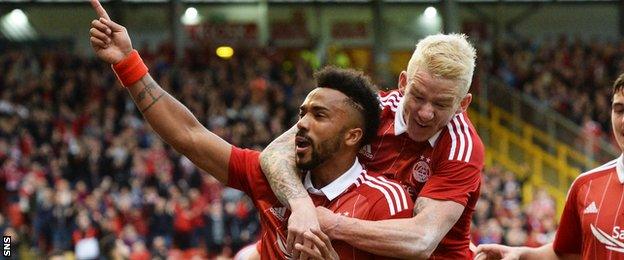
(472, 166), (557, 248)
(491, 36), (624, 142)
(0, 39), (560, 258)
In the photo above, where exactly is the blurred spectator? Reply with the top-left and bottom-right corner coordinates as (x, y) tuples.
(151, 236), (168, 260)
(73, 211), (100, 259)
(129, 240), (151, 260)
(472, 166), (557, 248)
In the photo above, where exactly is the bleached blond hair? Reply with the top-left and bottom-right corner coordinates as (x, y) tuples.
(406, 33), (476, 96)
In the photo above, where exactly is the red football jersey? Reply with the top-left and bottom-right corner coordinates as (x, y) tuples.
(357, 90), (484, 259)
(553, 156), (624, 259)
(227, 146), (414, 260)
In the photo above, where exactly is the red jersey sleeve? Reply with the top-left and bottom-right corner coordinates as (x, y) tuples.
(226, 146), (263, 195)
(553, 180), (583, 255)
(419, 159), (481, 206)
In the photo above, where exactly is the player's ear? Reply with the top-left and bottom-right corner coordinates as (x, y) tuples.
(398, 71), (408, 93)
(456, 93), (472, 114)
(344, 127), (363, 147)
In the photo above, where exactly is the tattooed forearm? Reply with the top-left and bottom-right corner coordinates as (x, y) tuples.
(413, 197), (428, 216)
(260, 148), (307, 207)
(260, 126), (308, 208)
(141, 92), (164, 113)
(138, 78), (165, 113)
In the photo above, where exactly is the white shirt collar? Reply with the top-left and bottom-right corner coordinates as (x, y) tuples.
(617, 154), (624, 184)
(303, 158), (363, 201)
(393, 97), (442, 147)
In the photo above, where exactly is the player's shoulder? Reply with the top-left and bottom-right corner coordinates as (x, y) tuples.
(571, 158), (619, 188)
(377, 90), (403, 114)
(230, 146), (262, 167)
(232, 146), (261, 158)
(436, 112), (484, 164)
(355, 170), (412, 216)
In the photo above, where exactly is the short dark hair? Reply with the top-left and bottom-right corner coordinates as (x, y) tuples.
(314, 66), (380, 146)
(614, 73), (624, 97)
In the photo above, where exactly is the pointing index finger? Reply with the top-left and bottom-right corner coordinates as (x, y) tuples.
(90, 0), (110, 20)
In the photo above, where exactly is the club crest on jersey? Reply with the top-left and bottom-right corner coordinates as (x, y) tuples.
(412, 156), (431, 183)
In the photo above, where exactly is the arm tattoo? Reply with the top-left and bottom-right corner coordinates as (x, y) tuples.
(138, 78), (165, 113)
(260, 126), (307, 208)
(413, 197), (428, 216)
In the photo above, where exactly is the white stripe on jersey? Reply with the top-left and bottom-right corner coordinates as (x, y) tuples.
(452, 117), (467, 161)
(458, 114), (474, 162)
(380, 100), (398, 108)
(355, 175), (365, 187)
(384, 100), (398, 108)
(379, 92), (400, 102)
(378, 92), (400, 111)
(378, 176), (409, 210)
(363, 172), (410, 215)
(385, 97), (399, 106)
(364, 173), (405, 212)
(380, 100), (398, 110)
(447, 119), (458, 160)
(363, 178), (397, 216)
(381, 94), (399, 106)
(447, 114), (473, 162)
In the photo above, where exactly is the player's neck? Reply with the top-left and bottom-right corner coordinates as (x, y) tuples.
(310, 150), (357, 188)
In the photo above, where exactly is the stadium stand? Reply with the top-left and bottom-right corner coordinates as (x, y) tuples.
(0, 44), (306, 258)
(490, 36), (621, 142)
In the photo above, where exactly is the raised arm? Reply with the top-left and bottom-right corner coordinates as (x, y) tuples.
(259, 125), (320, 256)
(89, 0), (231, 183)
(317, 197), (464, 259)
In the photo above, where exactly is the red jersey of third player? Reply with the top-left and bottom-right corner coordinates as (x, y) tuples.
(357, 90), (485, 259)
(554, 155), (624, 259)
(227, 146), (414, 260)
